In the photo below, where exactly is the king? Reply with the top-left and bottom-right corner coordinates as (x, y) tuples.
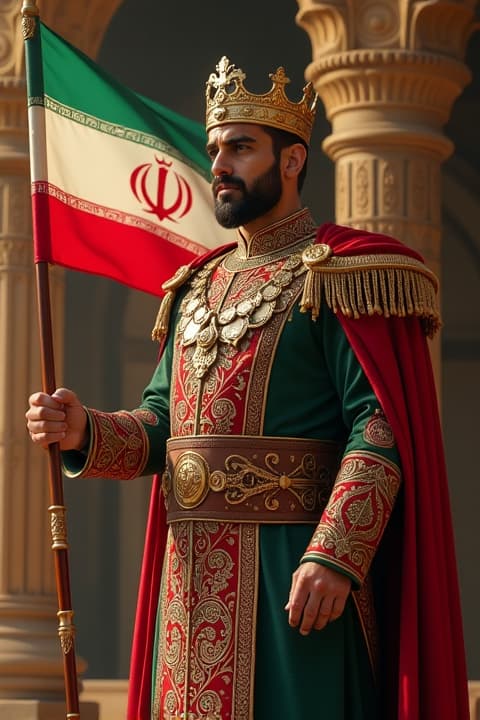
(27, 56), (469, 720)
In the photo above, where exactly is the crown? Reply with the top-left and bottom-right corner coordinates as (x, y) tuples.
(205, 56), (318, 145)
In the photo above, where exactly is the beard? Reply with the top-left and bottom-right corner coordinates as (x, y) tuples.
(212, 160), (282, 229)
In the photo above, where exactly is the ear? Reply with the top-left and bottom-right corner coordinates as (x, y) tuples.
(282, 143), (307, 180)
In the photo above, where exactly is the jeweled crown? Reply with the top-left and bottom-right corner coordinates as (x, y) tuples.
(205, 56), (318, 145)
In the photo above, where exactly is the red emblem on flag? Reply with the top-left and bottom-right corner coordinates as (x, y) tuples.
(130, 157), (193, 222)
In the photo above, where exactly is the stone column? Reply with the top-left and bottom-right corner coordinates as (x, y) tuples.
(296, 0), (478, 380)
(0, 1), (123, 717)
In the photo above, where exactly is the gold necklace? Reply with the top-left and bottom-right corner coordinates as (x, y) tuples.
(177, 249), (310, 378)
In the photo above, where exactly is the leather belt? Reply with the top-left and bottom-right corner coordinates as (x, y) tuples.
(163, 435), (342, 523)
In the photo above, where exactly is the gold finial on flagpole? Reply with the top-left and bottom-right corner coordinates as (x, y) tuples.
(21, 0), (39, 40)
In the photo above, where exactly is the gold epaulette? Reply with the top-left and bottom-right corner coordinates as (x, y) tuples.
(151, 265), (194, 342)
(299, 244), (441, 337)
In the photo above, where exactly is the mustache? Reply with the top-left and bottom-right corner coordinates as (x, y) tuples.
(212, 175), (246, 194)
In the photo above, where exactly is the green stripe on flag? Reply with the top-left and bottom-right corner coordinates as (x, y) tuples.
(37, 22), (211, 178)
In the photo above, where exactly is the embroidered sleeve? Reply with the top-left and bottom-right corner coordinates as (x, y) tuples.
(301, 450), (401, 586)
(63, 408), (150, 480)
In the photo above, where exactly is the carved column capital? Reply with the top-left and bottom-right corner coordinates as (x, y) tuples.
(295, 0), (479, 239)
(296, 1), (478, 163)
(296, 1), (479, 57)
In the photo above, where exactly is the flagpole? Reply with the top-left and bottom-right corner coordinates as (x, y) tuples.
(22, 2), (81, 718)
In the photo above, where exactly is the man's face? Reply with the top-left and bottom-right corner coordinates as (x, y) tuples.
(206, 124), (282, 229)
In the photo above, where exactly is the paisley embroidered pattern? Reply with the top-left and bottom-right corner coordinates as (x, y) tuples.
(232, 207), (316, 259)
(156, 209), (367, 718)
(302, 451), (401, 585)
(363, 408), (395, 448)
(171, 255), (307, 438)
(171, 338), (254, 437)
(153, 521), (258, 720)
(81, 409), (149, 479)
(131, 408), (160, 426)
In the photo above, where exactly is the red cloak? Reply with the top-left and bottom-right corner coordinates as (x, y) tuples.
(127, 223), (469, 720)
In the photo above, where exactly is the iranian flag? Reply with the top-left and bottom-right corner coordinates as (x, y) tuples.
(24, 21), (232, 296)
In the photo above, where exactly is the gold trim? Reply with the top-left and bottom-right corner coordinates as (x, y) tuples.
(48, 505), (69, 550)
(206, 57), (317, 145)
(173, 451), (210, 509)
(223, 235), (314, 271)
(246, 271), (306, 435)
(165, 435), (341, 522)
(21, 0), (39, 40)
(152, 265), (195, 342)
(153, 522), (258, 719)
(234, 523), (259, 720)
(300, 249), (440, 336)
(57, 609), (75, 655)
(71, 409), (150, 480)
(303, 451), (401, 585)
(152, 209), (317, 343)
(229, 209), (316, 265)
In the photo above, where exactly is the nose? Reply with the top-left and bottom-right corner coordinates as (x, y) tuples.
(211, 149), (232, 178)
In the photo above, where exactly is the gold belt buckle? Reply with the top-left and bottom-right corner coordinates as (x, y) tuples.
(173, 451), (210, 509)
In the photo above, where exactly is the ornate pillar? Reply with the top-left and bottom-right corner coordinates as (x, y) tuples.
(0, 1), (123, 717)
(296, 0), (478, 379)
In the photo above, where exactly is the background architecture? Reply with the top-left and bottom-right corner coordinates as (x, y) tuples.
(0, 0), (479, 717)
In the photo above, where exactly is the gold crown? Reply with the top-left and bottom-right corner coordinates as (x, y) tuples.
(205, 56), (318, 145)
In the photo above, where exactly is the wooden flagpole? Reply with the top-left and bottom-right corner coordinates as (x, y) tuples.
(22, 2), (81, 717)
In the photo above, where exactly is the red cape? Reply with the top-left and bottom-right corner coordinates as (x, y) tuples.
(127, 224), (469, 719)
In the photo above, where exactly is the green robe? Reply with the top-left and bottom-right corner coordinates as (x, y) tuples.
(64, 210), (401, 718)
(141, 301), (399, 719)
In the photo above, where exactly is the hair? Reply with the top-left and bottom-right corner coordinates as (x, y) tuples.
(261, 126), (309, 192)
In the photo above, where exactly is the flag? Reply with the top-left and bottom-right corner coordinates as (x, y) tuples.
(25, 22), (233, 296)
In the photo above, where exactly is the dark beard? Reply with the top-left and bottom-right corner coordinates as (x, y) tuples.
(212, 160), (282, 229)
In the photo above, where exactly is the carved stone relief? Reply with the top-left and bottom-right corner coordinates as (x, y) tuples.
(379, 157), (401, 216)
(356, 0), (400, 48)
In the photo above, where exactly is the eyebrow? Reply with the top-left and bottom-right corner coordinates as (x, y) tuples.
(206, 134), (258, 152)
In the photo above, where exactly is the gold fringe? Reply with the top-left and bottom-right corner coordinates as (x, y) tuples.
(152, 291), (175, 342)
(299, 251), (441, 337)
(151, 264), (193, 342)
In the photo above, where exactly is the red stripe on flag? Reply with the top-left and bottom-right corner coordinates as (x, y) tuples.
(32, 192), (206, 296)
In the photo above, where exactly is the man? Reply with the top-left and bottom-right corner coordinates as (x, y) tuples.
(26, 57), (469, 720)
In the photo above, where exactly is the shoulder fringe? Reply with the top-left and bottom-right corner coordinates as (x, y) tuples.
(299, 251), (441, 338)
(151, 291), (175, 342)
(151, 265), (194, 342)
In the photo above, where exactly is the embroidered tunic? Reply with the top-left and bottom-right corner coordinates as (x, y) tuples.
(65, 209), (401, 719)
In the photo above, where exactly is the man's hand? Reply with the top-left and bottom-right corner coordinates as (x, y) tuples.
(285, 561), (352, 635)
(26, 387), (88, 451)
